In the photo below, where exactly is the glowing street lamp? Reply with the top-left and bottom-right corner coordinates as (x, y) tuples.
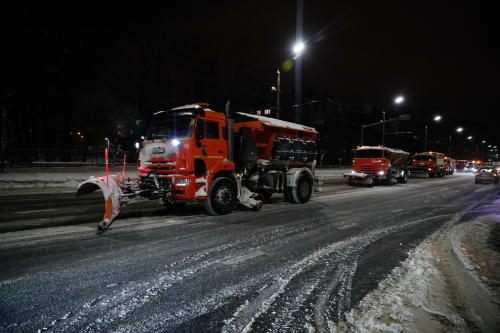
(293, 42), (304, 59)
(293, 41), (305, 124)
(381, 96), (405, 146)
(424, 115), (441, 151)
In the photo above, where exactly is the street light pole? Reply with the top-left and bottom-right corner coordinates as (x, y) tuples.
(381, 96), (404, 147)
(276, 69), (281, 120)
(382, 111), (385, 146)
(294, 0), (303, 124)
(425, 115), (441, 152)
(425, 125), (428, 151)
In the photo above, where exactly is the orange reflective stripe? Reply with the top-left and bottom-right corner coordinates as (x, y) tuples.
(193, 155), (223, 159)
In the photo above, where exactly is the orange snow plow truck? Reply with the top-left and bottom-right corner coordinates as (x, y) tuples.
(408, 151), (445, 178)
(344, 146), (410, 187)
(76, 103), (323, 230)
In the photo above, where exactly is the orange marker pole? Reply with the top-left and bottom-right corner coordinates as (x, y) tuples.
(105, 148), (109, 186)
(122, 154), (127, 182)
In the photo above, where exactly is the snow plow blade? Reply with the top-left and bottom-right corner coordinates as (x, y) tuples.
(238, 187), (264, 212)
(76, 176), (123, 230)
(344, 172), (374, 187)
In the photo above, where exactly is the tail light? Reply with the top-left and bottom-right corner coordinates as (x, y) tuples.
(493, 173), (498, 177)
(475, 172), (479, 176)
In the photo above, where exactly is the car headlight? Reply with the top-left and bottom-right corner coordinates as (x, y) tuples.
(172, 139), (181, 147)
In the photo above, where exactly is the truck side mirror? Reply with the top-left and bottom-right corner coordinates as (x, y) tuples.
(196, 119), (205, 140)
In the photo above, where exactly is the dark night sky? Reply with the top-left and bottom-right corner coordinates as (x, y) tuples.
(3, 0), (499, 151)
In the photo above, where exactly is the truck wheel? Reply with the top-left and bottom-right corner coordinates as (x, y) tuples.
(204, 177), (237, 216)
(290, 173), (313, 204)
(383, 170), (392, 185)
(397, 172), (408, 183)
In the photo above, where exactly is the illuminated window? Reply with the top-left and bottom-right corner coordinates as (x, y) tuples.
(256, 110), (261, 115)
(265, 109), (271, 115)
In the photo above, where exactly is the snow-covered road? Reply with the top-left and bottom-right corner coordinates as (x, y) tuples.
(0, 170), (499, 332)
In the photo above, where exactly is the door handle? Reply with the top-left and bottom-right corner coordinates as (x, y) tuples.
(218, 150), (224, 153)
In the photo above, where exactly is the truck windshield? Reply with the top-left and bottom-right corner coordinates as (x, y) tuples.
(148, 117), (195, 140)
(413, 155), (434, 161)
(355, 150), (383, 158)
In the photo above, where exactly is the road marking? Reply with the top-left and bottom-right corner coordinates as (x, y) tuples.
(423, 200), (429, 203)
(391, 209), (403, 213)
(14, 209), (61, 214)
(338, 223), (357, 230)
(224, 250), (267, 265)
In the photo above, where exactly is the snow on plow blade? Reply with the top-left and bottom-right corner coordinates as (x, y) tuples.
(76, 176), (123, 230)
(238, 186), (264, 212)
(344, 172), (373, 187)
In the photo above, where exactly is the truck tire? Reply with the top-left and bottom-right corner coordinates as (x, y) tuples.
(204, 177), (237, 216)
(290, 173), (313, 204)
(383, 170), (392, 185)
(397, 172), (408, 183)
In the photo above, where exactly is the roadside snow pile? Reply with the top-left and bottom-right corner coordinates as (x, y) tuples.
(0, 167), (138, 189)
(0, 172), (91, 189)
(332, 219), (500, 333)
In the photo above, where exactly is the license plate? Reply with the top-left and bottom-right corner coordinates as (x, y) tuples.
(152, 147), (165, 154)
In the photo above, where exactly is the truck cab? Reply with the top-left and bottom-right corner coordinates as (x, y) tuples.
(409, 152), (445, 178)
(346, 146), (409, 186)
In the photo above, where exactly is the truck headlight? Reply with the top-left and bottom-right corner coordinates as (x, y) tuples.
(377, 171), (385, 175)
(172, 139), (181, 147)
(177, 179), (190, 186)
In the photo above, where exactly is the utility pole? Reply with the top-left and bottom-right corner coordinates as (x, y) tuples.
(276, 69), (281, 120)
(382, 111), (385, 146)
(424, 125), (428, 151)
(1, 108), (7, 173)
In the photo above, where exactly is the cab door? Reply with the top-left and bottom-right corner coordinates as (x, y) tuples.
(194, 118), (227, 173)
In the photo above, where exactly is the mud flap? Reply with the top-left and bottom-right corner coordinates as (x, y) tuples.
(238, 186), (264, 212)
(344, 172), (374, 187)
(76, 176), (123, 230)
